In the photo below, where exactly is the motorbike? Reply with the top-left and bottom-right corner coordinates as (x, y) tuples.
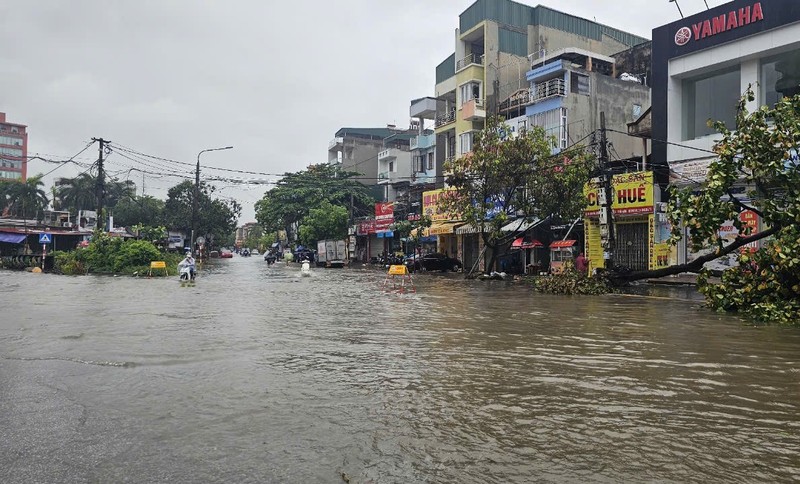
(178, 263), (195, 282)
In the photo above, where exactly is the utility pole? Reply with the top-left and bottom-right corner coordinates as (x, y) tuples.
(92, 137), (108, 232)
(598, 113), (615, 270)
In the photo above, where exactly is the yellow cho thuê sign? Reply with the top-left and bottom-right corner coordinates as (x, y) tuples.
(584, 171), (654, 217)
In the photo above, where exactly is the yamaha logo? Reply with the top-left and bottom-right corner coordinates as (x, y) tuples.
(675, 26), (692, 46)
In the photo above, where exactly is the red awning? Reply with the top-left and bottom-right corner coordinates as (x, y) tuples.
(549, 240), (577, 249)
(511, 237), (543, 249)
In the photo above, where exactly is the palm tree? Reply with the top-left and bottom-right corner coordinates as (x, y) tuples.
(55, 173), (97, 214)
(0, 174), (49, 219)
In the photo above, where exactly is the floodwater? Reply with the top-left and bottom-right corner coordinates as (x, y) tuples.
(1, 257), (799, 483)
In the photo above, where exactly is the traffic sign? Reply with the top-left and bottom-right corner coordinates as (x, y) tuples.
(39, 233), (52, 244)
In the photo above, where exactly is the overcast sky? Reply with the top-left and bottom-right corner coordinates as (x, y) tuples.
(1, 0), (726, 222)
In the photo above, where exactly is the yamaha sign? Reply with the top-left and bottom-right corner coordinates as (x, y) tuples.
(674, 1), (764, 46)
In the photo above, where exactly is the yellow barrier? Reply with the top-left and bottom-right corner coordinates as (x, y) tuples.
(148, 261), (168, 277)
(388, 264), (408, 275)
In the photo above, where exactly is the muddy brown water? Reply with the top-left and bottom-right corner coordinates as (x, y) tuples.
(1, 257), (798, 483)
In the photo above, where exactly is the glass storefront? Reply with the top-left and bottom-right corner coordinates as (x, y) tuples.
(761, 49), (800, 107)
(682, 66), (740, 140)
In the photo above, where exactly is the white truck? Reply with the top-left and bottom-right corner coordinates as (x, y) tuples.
(316, 239), (348, 268)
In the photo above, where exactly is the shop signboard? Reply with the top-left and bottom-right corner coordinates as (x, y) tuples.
(584, 171), (655, 217)
(422, 188), (458, 221)
(375, 202), (394, 230)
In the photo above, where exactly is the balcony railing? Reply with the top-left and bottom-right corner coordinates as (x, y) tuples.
(529, 78), (566, 104)
(328, 137), (343, 150)
(456, 53), (484, 71)
(435, 109), (456, 128)
(410, 133), (435, 150)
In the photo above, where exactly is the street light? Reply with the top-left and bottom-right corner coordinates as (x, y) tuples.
(192, 146), (233, 253)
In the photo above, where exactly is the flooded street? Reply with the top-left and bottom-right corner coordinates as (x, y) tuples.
(1, 257), (799, 483)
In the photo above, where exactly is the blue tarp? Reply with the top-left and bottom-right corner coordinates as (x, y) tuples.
(0, 232), (27, 244)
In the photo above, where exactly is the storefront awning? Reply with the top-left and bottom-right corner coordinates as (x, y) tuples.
(428, 222), (461, 236)
(501, 217), (544, 232)
(511, 237), (543, 249)
(0, 232), (27, 244)
(550, 240), (577, 249)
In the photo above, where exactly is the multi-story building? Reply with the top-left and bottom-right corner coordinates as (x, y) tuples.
(0, 112), (28, 182)
(328, 126), (412, 192)
(377, 131), (415, 204)
(651, 0), (799, 267)
(433, 0), (650, 271)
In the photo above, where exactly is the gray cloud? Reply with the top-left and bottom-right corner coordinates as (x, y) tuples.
(1, 0), (726, 220)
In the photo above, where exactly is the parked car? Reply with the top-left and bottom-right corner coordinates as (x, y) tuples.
(220, 249), (233, 258)
(408, 253), (462, 272)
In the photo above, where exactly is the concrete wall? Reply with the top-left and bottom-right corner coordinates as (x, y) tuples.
(338, 138), (382, 186)
(562, 73), (650, 158)
(529, 25), (632, 59)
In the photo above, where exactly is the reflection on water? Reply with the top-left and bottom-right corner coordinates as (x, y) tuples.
(1, 258), (799, 483)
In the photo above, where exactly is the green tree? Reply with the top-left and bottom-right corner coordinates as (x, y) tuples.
(255, 164), (374, 239)
(0, 174), (49, 219)
(297, 201), (348, 246)
(55, 173), (97, 214)
(442, 116), (593, 273)
(622, 89), (799, 323)
(113, 195), (165, 227)
(163, 180), (240, 247)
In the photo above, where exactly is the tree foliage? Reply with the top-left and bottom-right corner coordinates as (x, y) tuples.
(297, 201), (348, 246)
(660, 89), (800, 323)
(54, 173), (136, 216)
(255, 164), (375, 238)
(113, 195), (165, 227)
(163, 180), (240, 246)
(0, 174), (49, 219)
(441, 116), (593, 272)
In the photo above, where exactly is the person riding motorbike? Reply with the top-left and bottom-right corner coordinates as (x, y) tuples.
(179, 251), (196, 280)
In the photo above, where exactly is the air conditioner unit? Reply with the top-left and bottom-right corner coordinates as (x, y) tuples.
(62, 222), (73, 228)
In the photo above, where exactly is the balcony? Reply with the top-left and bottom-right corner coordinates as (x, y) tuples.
(379, 148), (406, 161)
(435, 109), (456, 128)
(461, 98), (485, 121)
(378, 170), (392, 184)
(328, 137), (344, 151)
(528, 78), (566, 104)
(456, 53), (484, 71)
(410, 133), (435, 150)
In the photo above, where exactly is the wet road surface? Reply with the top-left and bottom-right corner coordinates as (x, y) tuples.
(1, 257), (799, 483)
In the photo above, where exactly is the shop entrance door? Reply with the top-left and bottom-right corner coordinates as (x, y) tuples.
(615, 223), (648, 271)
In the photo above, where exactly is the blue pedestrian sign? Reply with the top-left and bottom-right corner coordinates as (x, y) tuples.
(39, 233), (52, 244)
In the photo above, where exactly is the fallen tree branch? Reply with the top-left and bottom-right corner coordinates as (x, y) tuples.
(609, 225), (780, 284)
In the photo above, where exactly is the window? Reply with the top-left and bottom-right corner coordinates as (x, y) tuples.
(460, 81), (481, 106)
(529, 107), (567, 149)
(0, 158), (21, 169)
(570, 72), (590, 95)
(427, 152), (434, 171)
(682, 66), (740, 140)
(0, 135), (23, 146)
(0, 170), (22, 180)
(761, 49), (800, 107)
(0, 146), (23, 157)
(459, 132), (473, 154)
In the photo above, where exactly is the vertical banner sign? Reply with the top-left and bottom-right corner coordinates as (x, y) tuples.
(739, 209), (759, 253)
(648, 215), (656, 270)
(585, 218), (605, 273)
(375, 202), (394, 231)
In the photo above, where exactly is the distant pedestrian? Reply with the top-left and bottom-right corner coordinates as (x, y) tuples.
(575, 252), (589, 276)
